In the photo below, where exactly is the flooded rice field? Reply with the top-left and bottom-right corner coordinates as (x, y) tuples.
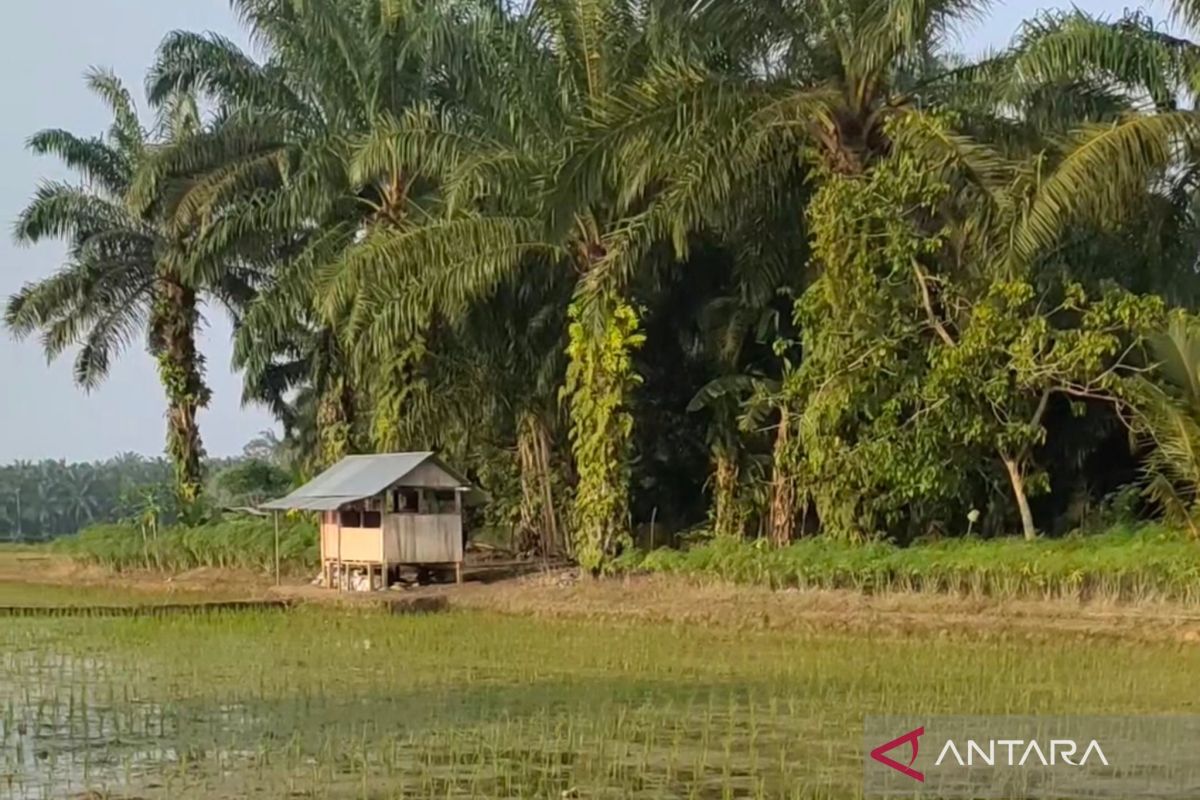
(2, 592), (1199, 798)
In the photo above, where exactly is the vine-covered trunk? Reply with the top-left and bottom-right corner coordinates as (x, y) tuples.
(1002, 453), (1037, 541)
(712, 446), (741, 538)
(563, 286), (645, 575)
(151, 278), (211, 511)
(317, 377), (357, 468)
(769, 406), (795, 546)
(517, 412), (563, 556)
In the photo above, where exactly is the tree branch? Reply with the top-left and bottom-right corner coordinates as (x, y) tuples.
(912, 260), (956, 347)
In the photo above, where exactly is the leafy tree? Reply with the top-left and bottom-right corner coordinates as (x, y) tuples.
(210, 459), (293, 508)
(785, 114), (1172, 542)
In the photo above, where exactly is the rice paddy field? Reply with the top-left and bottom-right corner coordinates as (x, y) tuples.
(3, 582), (1200, 800)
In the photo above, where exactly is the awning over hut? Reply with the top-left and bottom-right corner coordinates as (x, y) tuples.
(261, 452), (483, 511)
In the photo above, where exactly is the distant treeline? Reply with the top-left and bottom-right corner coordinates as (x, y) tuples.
(0, 449), (292, 540)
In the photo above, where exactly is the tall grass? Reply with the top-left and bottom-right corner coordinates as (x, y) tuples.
(52, 516), (318, 574)
(617, 524), (1200, 602)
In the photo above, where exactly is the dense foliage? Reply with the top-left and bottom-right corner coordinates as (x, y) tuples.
(12, 0), (1200, 569)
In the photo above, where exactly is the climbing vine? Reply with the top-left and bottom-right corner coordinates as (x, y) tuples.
(151, 280), (211, 514)
(563, 290), (645, 574)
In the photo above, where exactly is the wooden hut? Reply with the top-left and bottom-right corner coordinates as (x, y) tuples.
(262, 453), (479, 589)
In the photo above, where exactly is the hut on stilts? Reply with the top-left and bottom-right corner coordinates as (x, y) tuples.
(262, 453), (480, 590)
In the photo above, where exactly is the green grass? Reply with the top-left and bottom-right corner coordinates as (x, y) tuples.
(617, 524), (1200, 602)
(1, 601), (1198, 799)
(51, 515), (318, 574)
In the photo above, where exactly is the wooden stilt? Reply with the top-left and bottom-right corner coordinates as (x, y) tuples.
(336, 513), (343, 593)
(455, 561), (463, 585)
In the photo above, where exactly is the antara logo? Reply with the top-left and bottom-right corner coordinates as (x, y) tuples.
(870, 726), (1109, 782)
(935, 738), (1109, 767)
(870, 727), (926, 782)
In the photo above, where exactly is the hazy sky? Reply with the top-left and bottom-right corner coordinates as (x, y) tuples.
(0, 0), (1179, 463)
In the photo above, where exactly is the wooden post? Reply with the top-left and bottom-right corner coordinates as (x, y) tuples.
(320, 513), (328, 588)
(379, 506), (386, 591)
(273, 511), (281, 587)
(455, 490), (464, 585)
(336, 511), (343, 593)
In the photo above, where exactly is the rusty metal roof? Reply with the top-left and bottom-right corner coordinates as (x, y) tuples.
(261, 452), (473, 511)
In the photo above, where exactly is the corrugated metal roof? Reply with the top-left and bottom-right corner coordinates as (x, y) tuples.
(261, 452), (469, 511)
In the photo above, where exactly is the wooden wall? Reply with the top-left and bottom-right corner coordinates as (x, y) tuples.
(383, 513), (463, 564)
(320, 523), (383, 563)
(395, 461), (462, 488)
(321, 511), (463, 564)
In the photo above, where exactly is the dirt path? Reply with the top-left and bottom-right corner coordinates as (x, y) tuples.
(6, 549), (1200, 643)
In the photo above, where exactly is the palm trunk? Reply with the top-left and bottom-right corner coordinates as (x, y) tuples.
(712, 446), (741, 538)
(517, 412), (563, 556)
(152, 279), (210, 511)
(517, 425), (538, 553)
(317, 378), (356, 467)
(769, 406), (795, 546)
(1001, 453), (1037, 541)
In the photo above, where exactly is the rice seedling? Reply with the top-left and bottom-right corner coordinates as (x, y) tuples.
(2, 597), (1199, 799)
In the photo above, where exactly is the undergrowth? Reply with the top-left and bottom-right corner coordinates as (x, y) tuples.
(53, 515), (318, 574)
(615, 524), (1200, 602)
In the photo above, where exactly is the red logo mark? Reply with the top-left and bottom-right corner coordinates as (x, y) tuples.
(870, 726), (925, 782)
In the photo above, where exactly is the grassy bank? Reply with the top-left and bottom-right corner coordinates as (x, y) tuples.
(52, 516), (318, 574)
(47, 517), (1200, 604)
(617, 525), (1200, 602)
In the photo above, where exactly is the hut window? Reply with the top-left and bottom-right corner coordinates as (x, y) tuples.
(338, 509), (381, 528)
(392, 488), (419, 514)
(422, 489), (458, 514)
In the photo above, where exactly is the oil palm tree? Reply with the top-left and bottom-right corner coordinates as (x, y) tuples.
(325, 0), (752, 569)
(4, 70), (252, 509)
(142, 0), (732, 567)
(140, 0), (496, 463)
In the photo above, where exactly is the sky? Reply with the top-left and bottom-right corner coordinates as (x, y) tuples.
(0, 0), (1181, 464)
